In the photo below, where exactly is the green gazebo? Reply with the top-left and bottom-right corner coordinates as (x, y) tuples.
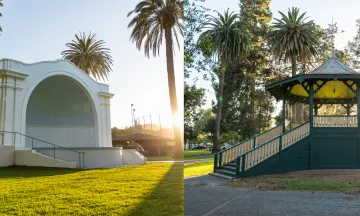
(214, 56), (360, 178)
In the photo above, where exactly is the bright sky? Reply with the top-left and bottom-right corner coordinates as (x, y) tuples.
(0, 0), (184, 129)
(190, 0), (360, 113)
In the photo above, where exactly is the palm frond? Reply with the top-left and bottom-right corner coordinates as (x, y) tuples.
(127, 0), (184, 58)
(199, 8), (251, 64)
(61, 32), (113, 81)
(267, 7), (320, 63)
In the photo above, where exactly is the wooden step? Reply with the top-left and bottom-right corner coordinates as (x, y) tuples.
(215, 168), (236, 177)
(221, 165), (236, 172)
(227, 162), (236, 167)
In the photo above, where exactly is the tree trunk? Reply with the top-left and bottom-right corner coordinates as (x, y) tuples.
(164, 28), (183, 159)
(250, 80), (255, 121)
(291, 55), (297, 122)
(213, 59), (226, 153)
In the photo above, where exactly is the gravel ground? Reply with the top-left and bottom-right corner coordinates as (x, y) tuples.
(185, 175), (360, 216)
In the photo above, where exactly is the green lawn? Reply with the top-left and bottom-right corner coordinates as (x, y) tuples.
(0, 163), (183, 216)
(184, 150), (213, 160)
(146, 155), (175, 161)
(184, 161), (213, 177)
(228, 172), (360, 193)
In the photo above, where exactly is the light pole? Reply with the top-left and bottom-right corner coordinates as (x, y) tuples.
(133, 108), (136, 134)
(131, 104), (134, 127)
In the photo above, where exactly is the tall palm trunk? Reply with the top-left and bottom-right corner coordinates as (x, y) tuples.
(291, 55), (297, 122)
(213, 59), (226, 153)
(164, 28), (183, 159)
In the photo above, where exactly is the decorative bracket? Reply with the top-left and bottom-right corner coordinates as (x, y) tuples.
(313, 80), (327, 94)
(342, 80), (356, 94)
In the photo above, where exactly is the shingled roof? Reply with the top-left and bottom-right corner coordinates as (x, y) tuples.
(308, 57), (358, 75)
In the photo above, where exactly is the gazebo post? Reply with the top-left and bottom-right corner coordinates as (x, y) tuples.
(357, 81), (360, 129)
(282, 89), (286, 132)
(314, 102), (318, 116)
(309, 82), (314, 131)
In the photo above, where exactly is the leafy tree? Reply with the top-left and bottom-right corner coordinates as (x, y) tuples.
(184, 0), (209, 78)
(347, 19), (360, 68)
(127, 0), (184, 158)
(237, 0), (273, 134)
(184, 83), (206, 146)
(193, 108), (216, 144)
(61, 32), (113, 81)
(199, 9), (250, 152)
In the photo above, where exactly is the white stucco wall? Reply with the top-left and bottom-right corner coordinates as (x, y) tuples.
(15, 149), (77, 168)
(0, 58), (114, 148)
(36, 148), (147, 168)
(122, 149), (147, 165)
(26, 125), (96, 148)
(0, 146), (15, 167)
(37, 148), (123, 168)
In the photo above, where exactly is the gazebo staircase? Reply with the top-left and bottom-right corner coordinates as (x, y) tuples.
(214, 122), (310, 178)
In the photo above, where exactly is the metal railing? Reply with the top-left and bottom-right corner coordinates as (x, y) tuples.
(214, 121), (290, 171)
(233, 122), (310, 178)
(115, 140), (145, 152)
(0, 131), (85, 168)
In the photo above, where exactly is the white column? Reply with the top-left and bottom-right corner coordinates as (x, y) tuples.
(98, 92), (114, 147)
(0, 70), (28, 146)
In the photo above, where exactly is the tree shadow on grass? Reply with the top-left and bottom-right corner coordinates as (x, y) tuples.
(0, 166), (83, 178)
(126, 162), (184, 216)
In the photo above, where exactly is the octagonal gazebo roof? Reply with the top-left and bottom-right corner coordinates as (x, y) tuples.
(266, 57), (360, 104)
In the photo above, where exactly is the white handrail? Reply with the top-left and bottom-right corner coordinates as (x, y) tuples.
(313, 116), (357, 127)
(243, 122), (310, 171)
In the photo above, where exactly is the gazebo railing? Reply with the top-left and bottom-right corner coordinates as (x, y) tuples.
(313, 115), (358, 127)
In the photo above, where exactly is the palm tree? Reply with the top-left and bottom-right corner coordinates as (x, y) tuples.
(61, 32), (113, 81)
(127, 0), (184, 158)
(199, 9), (250, 153)
(0, 0), (3, 32)
(268, 7), (319, 77)
(268, 7), (320, 122)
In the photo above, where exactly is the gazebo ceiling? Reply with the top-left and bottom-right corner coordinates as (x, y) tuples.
(266, 57), (360, 104)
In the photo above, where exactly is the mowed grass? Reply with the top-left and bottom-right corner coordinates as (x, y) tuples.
(228, 172), (360, 193)
(146, 155), (175, 161)
(184, 150), (213, 160)
(0, 163), (183, 216)
(184, 161), (213, 177)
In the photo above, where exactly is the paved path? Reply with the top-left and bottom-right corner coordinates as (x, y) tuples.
(184, 158), (213, 165)
(185, 175), (360, 216)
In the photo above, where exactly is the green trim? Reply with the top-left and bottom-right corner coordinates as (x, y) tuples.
(313, 80), (327, 94)
(265, 76), (301, 90)
(342, 80), (356, 94)
(214, 154), (218, 172)
(236, 157), (240, 178)
(309, 82), (314, 132)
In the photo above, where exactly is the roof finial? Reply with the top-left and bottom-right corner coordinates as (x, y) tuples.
(325, 17), (344, 58)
